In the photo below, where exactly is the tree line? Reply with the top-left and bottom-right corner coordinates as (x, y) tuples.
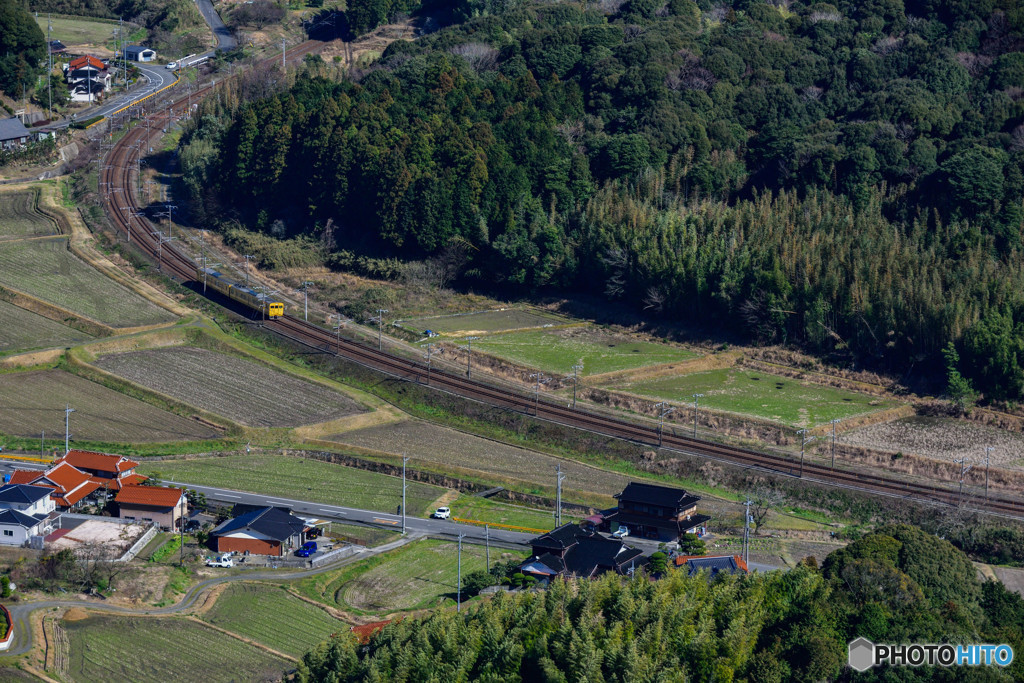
(182, 0), (1024, 398)
(297, 525), (1023, 682)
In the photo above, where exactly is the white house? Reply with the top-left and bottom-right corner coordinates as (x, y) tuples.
(0, 485), (58, 546)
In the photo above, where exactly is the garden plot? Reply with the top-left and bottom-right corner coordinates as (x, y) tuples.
(401, 308), (570, 336)
(142, 455), (444, 516)
(62, 614), (289, 682)
(468, 327), (699, 377)
(840, 416), (1024, 468)
(93, 347), (365, 427)
(0, 190), (58, 239)
(0, 369), (218, 442)
(203, 583), (344, 657)
(0, 238), (175, 328)
(609, 367), (896, 428)
(333, 420), (632, 496)
(0, 300), (93, 352)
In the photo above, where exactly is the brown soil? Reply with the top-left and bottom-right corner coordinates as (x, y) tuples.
(61, 608), (89, 622)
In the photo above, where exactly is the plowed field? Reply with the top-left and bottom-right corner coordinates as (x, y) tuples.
(0, 300), (92, 352)
(94, 347), (365, 427)
(0, 189), (58, 239)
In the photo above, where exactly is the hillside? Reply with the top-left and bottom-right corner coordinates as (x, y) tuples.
(182, 0), (1024, 399)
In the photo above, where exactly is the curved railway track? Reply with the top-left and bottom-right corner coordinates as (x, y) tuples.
(97, 43), (1024, 521)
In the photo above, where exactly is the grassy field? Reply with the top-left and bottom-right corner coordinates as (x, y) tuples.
(468, 327), (700, 376)
(297, 539), (516, 614)
(35, 15), (121, 48)
(402, 308), (570, 336)
(0, 238), (175, 327)
(61, 614), (289, 682)
(0, 190), (58, 239)
(0, 300), (93, 353)
(328, 521), (402, 547)
(142, 455), (445, 516)
(0, 369), (220, 442)
(203, 583), (344, 657)
(332, 419), (632, 496)
(447, 496), (567, 531)
(610, 367), (896, 427)
(94, 347), (365, 427)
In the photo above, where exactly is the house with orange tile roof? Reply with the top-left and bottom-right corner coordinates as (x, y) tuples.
(115, 485), (186, 529)
(63, 55), (111, 102)
(58, 450), (146, 492)
(7, 462), (102, 510)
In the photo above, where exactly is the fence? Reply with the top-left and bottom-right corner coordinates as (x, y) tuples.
(116, 523), (159, 562)
(0, 605), (12, 651)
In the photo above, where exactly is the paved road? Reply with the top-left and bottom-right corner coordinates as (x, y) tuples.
(47, 62), (177, 130)
(196, 0), (237, 51)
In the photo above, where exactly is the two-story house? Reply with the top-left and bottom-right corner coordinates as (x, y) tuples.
(60, 450), (146, 493)
(8, 461), (102, 510)
(0, 484), (58, 545)
(115, 485), (186, 529)
(605, 482), (711, 543)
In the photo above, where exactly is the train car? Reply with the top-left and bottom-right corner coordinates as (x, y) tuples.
(197, 267), (284, 317)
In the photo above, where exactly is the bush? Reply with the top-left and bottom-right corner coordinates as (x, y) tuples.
(461, 570), (495, 597)
(1, 575), (11, 598)
(510, 572), (526, 588)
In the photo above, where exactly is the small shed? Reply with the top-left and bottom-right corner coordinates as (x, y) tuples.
(124, 46), (156, 62)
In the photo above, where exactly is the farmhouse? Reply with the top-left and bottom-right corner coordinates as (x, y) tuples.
(602, 482), (711, 543)
(0, 117), (32, 150)
(115, 485), (186, 529)
(0, 484), (58, 546)
(123, 45), (156, 62)
(211, 506), (306, 556)
(675, 554), (749, 578)
(64, 55), (112, 102)
(519, 523), (644, 581)
(59, 450), (146, 492)
(8, 461), (102, 510)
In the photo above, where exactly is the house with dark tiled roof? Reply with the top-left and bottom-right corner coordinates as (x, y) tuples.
(115, 485), (186, 529)
(0, 117), (31, 150)
(0, 484), (58, 545)
(520, 523), (644, 581)
(58, 450), (145, 492)
(8, 462), (102, 510)
(674, 554), (749, 578)
(210, 506), (307, 556)
(123, 45), (156, 62)
(604, 482), (712, 543)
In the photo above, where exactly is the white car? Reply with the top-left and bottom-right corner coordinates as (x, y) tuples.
(432, 507), (451, 519)
(205, 555), (233, 568)
(612, 525), (629, 539)
(166, 61), (178, 69)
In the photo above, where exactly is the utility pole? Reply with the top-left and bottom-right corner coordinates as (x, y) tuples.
(371, 309), (389, 351)
(829, 418), (840, 470)
(742, 498), (753, 565)
(692, 393), (705, 438)
(796, 429), (814, 478)
(570, 361), (583, 409)
(457, 533), (466, 612)
(64, 405), (74, 455)
(654, 401), (675, 447)
(242, 254), (254, 287)
(161, 203), (178, 240)
(401, 455), (408, 535)
(152, 231), (176, 271)
(47, 14), (52, 118)
(484, 524), (490, 569)
(282, 38), (286, 72)
(555, 464), (566, 526)
(954, 457), (972, 507)
(424, 343), (436, 385)
(119, 206), (145, 243)
(462, 336), (479, 378)
(529, 373), (549, 415)
(330, 314), (348, 355)
(197, 255), (221, 294)
(300, 281), (313, 321)
(983, 447), (993, 500)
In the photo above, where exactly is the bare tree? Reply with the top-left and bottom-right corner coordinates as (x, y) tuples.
(449, 43), (499, 73)
(601, 247), (628, 300)
(643, 286), (666, 314)
(748, 480), (786, 534)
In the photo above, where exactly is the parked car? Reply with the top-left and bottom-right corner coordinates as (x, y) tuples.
(432, 507), (451, 519)
(295, 541), (317, 557)
(206, 555), (233, 568)
(307, 527), (322, 539)
(184, 519), (202, 532)
(166, 61), (178, 69)
(612, 525), (629, 539)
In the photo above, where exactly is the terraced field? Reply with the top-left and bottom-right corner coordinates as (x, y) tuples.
(203, 583), (344, 657)
(333, 419), (631, 496)
(467, 326), (699, 376)
(141, 454), (444, 515)
(0, 369), (218, 442)
(62, 614), (289, 682)
(94, 347), (365, 427)
(0, 189), (58, 239)
(0, 300), (93, 352)
(0, 238), (174, 327)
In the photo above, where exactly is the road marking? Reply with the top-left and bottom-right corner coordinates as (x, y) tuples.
(319, 509), (346, 515)
(220, 494), (240, 499)
(373, 518), (399, 525)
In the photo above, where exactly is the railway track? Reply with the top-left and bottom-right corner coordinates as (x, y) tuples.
(97, 42), (1024, 521)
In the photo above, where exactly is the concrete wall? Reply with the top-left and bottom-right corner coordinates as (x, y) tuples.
(217, 536), (281, 556)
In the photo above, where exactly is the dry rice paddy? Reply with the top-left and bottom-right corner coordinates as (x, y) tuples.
(0, 369), (218, 442)
(0, 190), (58, 239)
(0, 300), (93, 352)
(94, 347), (365, 427)
(840, 416), (1024, 468)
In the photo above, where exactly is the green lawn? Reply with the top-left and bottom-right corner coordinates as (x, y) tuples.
(611, 367), (896, 428)
(296, 539), (517, 615)
(203, 583), (344, 657)
(62, 614), (289, 682)
(466, 327), (699, 376)
(447, 496), (568, 532)
(141, 455), (445, 516)
(36, 15), (122, 47)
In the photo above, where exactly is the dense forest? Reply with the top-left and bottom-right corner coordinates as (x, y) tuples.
(297, 526), (1022, 682)
(182, 0), (1024, 399)
(0, 0), (46, 96)
(28, 0), (208, 53)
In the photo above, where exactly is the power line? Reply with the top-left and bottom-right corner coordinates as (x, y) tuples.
(460, 336), (479, 378)
(555, 464), (566, 526)
(691, 393), (704, 438)
(570, 360), (583, 409)
(529, 373), (550, 415)
(64, 405), (74, 456)
(654, 401), (675, 447)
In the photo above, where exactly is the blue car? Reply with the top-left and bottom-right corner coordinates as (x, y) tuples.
(295, 541), (317, 557)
